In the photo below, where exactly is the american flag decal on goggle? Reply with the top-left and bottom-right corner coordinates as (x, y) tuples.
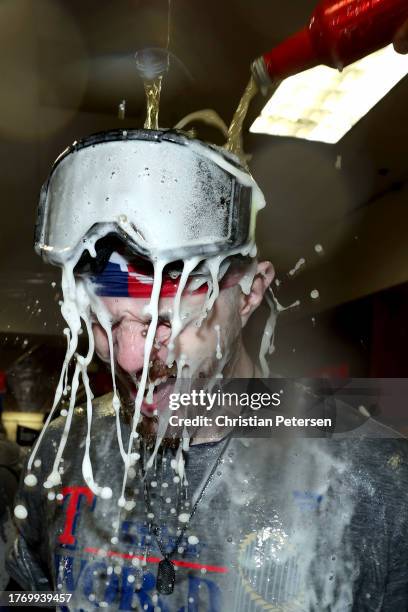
(90, 252), (243, 298)
(91, 252), (210, 298)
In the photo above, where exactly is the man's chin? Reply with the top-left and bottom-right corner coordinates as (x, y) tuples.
(136, 377), (177, 417)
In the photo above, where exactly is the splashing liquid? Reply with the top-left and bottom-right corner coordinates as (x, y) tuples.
(225, 76), (258, 165)
(214, 324), (222, 360)
(288, 257), (306, 277)
(259, 288), (301, 377)
(174, 109), (228, 138)
(144, 77), (163, 130)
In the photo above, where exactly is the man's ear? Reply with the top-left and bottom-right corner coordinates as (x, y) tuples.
(239, 261), (275, 327)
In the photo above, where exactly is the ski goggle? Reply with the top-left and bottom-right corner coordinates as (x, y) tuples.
(35, 129), (265, 266)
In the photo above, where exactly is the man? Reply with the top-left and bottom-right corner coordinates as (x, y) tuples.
(7, 126), (408, 612)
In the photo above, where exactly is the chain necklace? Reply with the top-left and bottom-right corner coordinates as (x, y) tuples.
(140, 433), (233, 595)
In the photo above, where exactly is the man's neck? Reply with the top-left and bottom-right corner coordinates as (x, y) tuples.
(224, 345), (259, 378)
(188, 348), (259, 445)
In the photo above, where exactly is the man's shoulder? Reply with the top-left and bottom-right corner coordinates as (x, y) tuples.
(332, 398), (406, 441)
(46, 392), (116, 436)
(0, 436), (22, 471)
(325, 403), (408, 499)
(26, 393), (119, 479)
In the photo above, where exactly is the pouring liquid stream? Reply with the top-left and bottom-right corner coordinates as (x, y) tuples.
(144, 77), (163, 130)
(225, 75), (258, 164)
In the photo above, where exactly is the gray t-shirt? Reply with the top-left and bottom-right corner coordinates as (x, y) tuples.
(7, 393), (408, 612)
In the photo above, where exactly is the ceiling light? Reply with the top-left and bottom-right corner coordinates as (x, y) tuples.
(250, 45), (408, 144)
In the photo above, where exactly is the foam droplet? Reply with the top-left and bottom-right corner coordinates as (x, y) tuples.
(310, 289), (320, 300)
(358, 405), (370, 417)
(214, 324), (222, 360)
(14, 505), (28, 519)
(47, 471), (62, 487)
(24, 474), (38, 487)
(101, 487), (113, 499)
(178, 512), (190, 523)
(288, 258), (305, 277)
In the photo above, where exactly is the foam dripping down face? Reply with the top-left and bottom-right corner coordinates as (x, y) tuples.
(24, 234), (278, 507)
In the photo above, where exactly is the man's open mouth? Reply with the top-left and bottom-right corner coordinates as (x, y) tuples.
(133, 360), (178, 415)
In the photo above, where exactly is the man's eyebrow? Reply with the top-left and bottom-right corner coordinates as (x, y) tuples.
(103, 310), (173, 326)
(132, 312), (172, 324)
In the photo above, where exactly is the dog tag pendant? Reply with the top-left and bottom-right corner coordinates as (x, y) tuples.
(156, 557), (176, 595)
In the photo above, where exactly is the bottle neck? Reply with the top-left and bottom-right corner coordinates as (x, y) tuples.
(253, 27), (317, 89)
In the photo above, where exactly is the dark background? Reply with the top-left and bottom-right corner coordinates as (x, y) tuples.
(0, 0), (407, 411)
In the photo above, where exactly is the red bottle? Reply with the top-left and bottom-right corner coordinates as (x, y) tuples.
(252, 0), (408, 90)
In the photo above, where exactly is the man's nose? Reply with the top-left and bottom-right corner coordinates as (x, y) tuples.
(114, 319), (172, 374)
(154, 322), (172, 345)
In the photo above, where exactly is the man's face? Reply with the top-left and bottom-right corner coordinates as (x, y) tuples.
(92, 285), (243, 415)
